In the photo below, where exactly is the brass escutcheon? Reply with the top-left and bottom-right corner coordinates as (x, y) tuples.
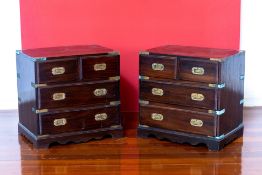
(151, 113), (164, 121)
(52, 67), (65, 75)
(152, 63), (164, 71)
(94, 63), (107, 71)
(93, 88), (107, 96)
(192, 67), (205, 75)
(190, 119), (203, 127)
(191, 93), (205, 101)
(52, 93), (66, 101)
(54, 118), (67, 126)
(152, 88), (164, 96)
(95, 113), (108, 121)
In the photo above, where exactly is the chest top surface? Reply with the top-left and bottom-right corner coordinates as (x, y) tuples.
(21, 45), (114, 58)
(146, 45), (240, 59)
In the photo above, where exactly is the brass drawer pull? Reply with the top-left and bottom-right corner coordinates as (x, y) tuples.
(191, 93), (205, 101)
(151, 113), (164, 121)
(190, 119), (203, 127)
(95, 113), (108, 121)
(152, 63), (164, 71)
(54, 118), (67, 126)
(192, 67), (205, 75)
(152, 88), (164, 96)
(94, 63), (107, 71)
(52, 93), (66, 101)
(52, 67), (65, 75)
(93, 88), (107, 96)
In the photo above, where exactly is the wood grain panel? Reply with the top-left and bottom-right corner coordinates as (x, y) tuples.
(81, 54), (120, 81)
(178, 57), (219, 83)
(140, 80), (216, 109)
(140, 54), (177, 79)
(140, 103), (216, 136)
(39, 106), (120, 135)
(38, 81), (120, 109)
(37, 57), (79, 84)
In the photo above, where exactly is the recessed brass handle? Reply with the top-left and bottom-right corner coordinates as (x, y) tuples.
(192, 67), (205, 75)
(54, 118), (67, 126)
(52, 67), (65, 75)
(95, 113), (108, 121)
(191, 93), (205, 101)
(152, 63), (164, 71)
(93, 88), (107, 96)
(52, 93), (66, 101)
(151, 113), (164, 121)
(190, 119), (203, 127)
(152, 88), (164, 96)
(94, 63), (107, 71)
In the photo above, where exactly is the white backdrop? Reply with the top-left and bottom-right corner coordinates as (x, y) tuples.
(241, 0), (262, 106)
(0, 0), (261, 109)
(0, 0), (21, 109)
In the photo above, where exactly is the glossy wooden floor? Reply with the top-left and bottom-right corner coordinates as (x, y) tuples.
(0, 108), (261, 175)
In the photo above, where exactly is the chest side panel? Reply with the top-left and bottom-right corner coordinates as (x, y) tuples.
(16, 52), (39, 135)
(218, 51), (245, 135)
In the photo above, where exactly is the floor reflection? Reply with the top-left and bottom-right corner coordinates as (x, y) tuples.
(18, 129), (243, 175)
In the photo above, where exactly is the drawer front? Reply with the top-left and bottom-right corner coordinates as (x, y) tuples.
(81, 55), (120, 81)
(38, 81), (119, 109)
(178, 58), (219, 83)
(39, 106), (120, 135)
(140, 80), (216, 109)
(37, 58), (79, 84)
(140, 104), (216, 136)
(140, 55), (177, 79)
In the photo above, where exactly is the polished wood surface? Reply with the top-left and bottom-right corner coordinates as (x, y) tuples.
(21, 45), (113, 58)
(147, 45), (239, 59)
(0, 108), (261, 174)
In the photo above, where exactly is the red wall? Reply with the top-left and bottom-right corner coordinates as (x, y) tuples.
(20, 0), (240, 112)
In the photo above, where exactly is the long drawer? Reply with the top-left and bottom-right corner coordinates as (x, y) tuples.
(139, 103), (219, 136)
(39, 105), (120, 135)
(37, 80), (119, 109)
(140, 79), (217, 110)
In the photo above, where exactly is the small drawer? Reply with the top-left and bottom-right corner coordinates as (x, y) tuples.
(140, 80), (217, 109)
(37, 57), (79, 84)
(139, 103), (217, 136)
(81, 54), (120, 81)
(38, 81), (119, 109)
(140, 54), (177, 79)
(178, 57), (219, 83)
(39, 106), (120, 135)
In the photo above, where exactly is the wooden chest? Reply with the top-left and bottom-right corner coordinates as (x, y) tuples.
(138, 45), (245, 150)
(16, 45), (123, 148)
